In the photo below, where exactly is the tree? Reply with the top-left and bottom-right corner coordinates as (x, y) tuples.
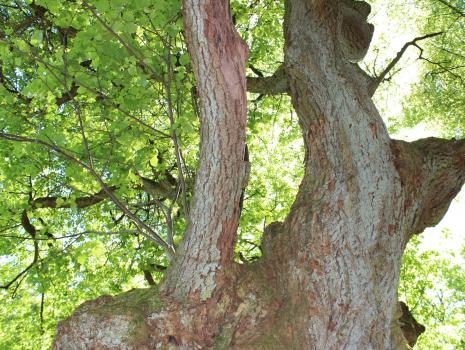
(0, 0), (464, 348)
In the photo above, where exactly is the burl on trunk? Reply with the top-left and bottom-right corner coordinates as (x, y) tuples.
(53, 0), (465, 349)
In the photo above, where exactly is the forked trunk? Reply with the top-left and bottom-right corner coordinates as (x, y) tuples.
(53, 1), (465, 349)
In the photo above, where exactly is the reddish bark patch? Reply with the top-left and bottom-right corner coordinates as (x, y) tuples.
(368, 122), (377, 139)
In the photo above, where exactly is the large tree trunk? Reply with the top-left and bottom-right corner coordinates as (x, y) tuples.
(52, 0), (465, 349)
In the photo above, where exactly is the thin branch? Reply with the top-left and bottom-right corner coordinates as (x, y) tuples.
(0, 132), (91, 169)
(39, 291), (45, 334)
(75, 106), (176, 258)
(435, 0), (465, 17)
(0, 230), (139, 241)
(369, 32), (443, 96)
(0, 131), (175, 257)
(416, 45), (465, 83)
(1, 211), (39, 289)
(0, 3), (21, 9)
(165, 39), (189, 217)
(0, 35), (170, 139)
(153, 199), (174, 246)
(0, 4), (46, 39)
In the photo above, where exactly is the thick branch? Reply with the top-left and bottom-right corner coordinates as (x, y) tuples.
(246, 64), (289, 95)
(391, 137), (465, 236)
(369, 32), (443, 96)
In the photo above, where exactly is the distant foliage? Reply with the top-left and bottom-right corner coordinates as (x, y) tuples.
(401, 0), (465, 137)
(399, 234), (465, 349)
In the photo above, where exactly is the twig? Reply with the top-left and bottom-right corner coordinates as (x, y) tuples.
(369, 32), (443, 95)
(165, 39), (190, 216)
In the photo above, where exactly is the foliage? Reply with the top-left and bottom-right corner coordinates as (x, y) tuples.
(400, 0), (465, 137)
(399, 234), (465, 349)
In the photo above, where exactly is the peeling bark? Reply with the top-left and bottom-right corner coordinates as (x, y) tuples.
(52, 0), (463, 349)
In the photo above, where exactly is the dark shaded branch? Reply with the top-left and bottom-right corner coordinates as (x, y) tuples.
(150, 263), (168, 271)
(55, 82), (79, 105)
(29, 187), (115, 209)
(246, 64), (289, 95)
(1, 211), (39, 289)
(369, 32), (443, 96)
(40, 292), (45, 334)
(249, 64), (264, 77)
(143, 270), (156, 286)
(391, 137), (465, 237)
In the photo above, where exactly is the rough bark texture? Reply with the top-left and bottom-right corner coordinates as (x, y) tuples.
(159, 0), (249, 302)
(53, 0), (465, 349)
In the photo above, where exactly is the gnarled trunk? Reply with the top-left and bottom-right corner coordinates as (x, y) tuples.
(53, 0), (465, 349)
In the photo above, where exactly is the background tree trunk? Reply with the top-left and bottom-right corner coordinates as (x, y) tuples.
(52, 0), (465, 349)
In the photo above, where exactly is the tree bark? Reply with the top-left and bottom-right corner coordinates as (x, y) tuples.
(52, 0), (465, 349)
(159, 0), (249, 302)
